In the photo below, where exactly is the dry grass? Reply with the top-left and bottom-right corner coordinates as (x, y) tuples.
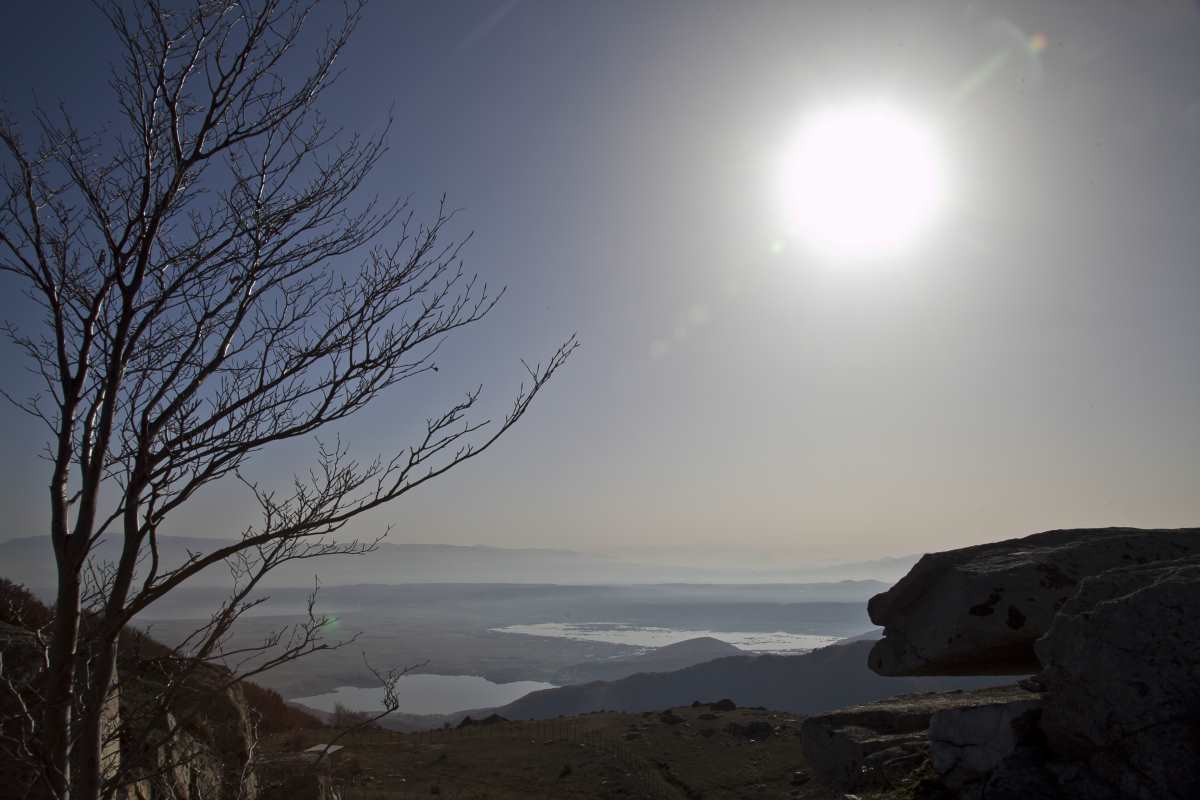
(265, 705), (821, 799)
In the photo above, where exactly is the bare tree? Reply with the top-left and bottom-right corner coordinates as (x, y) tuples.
(0, 1), (575, 798)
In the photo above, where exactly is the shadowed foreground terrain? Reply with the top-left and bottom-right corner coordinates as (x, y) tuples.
(270, 704), (822, 800)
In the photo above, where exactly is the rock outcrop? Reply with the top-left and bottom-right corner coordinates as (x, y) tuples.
(119, 642), (260, 800)
(806, 527), (1200, 800)
(928, 691), (1043, 796)
(801, 685), (1033, 791)
(1035, 554), (1200, 799)
(867, 527), (1200, 676)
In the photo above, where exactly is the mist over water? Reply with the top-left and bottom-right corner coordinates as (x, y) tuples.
(493, 622), (842, 653)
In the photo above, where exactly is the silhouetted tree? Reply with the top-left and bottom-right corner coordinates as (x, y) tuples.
(0, 2), (574, 798)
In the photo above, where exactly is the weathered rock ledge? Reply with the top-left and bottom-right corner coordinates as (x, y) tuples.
(801, 685), (1037, 792)
(1035, 553), (1200, 799)
(802, 527), (1200, 800)
(867, 527), (1200, 677)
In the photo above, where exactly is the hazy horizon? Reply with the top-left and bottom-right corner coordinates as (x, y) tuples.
(0, 531), (919, 589)
(3, 1), (1199, 566)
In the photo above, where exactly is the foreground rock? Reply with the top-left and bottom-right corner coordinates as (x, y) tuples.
(1035, 554), (1200, 799)
(868, 527), (1200, 676)
(928, 691), (1043, 797)
(835, 527), (1200, 799)
(800, 685), (1034, 792)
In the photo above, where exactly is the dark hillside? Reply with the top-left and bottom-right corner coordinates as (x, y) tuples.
(493, 641), (1002, 720)
(0, 577), (323, 733)
(553, 636), (744, 684)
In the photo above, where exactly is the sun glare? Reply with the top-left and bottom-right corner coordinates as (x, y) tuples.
(777, 100), (947, 260)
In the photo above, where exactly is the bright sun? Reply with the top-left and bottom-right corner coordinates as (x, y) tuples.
(777, 101), (947, 260)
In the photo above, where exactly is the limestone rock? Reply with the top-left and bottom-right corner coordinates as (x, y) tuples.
(928, 694), (1042, 791)
(1035, 555), (1200, 800)
(120, 636), (259, 800)
(867, 527), (1200, 676)
(800, 685), (1030, 791)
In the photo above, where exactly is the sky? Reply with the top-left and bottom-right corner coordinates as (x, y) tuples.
(1, 0), (1199, 568)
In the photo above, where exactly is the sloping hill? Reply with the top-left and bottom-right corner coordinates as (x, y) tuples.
(0, 577), (324, 798)
(832, 627), (883, 644)
(488, 641), (1001, 720)
(553, 636), (744, 684)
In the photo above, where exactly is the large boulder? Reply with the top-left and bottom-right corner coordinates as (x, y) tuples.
(1035, 555), (1200, 800)
(800, 685), (1031, 791)
(928, 693), (1042, 796)
(867, 528), (1200, 676)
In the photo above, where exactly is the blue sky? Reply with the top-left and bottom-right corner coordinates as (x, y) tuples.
(2, 1), (1199, 566)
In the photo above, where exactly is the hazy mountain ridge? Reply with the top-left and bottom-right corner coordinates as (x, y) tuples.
(373, 639), (999, 731)
(0, 534), (916, 587)
(490, 641), (1000, 719)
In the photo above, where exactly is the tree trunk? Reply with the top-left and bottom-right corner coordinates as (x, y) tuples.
(43, 569), (82, 800)
(74, 637), (118, 800)
(76, 521), (140, 800)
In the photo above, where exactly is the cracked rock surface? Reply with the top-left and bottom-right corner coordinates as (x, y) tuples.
(799, 685), (1033, 791)
(928, 694), (1043, 797)
(1036, 554), (1200, 800)
(867, 527), (1200, 677)
(802, 529), (1200, 798)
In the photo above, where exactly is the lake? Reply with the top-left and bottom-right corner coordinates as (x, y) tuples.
(293, 674), (556, 715)
(492, 622), (842, 653)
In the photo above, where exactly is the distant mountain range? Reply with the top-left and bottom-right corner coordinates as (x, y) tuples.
(0, 534), (917, 587)
(372, 637), (1003, 731)
(489, 640), (1002, 720)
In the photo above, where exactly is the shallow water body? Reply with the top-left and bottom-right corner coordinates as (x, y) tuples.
(293, 674), (556, 715)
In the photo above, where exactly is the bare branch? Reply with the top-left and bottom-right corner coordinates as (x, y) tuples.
(0, 2), (574, 798)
